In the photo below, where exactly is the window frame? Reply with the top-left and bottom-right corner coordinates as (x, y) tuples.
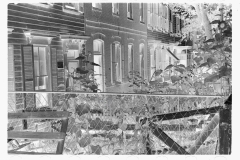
(93, 39), (104, 92)
(112, 3), (119, 15)
(33, 46), (49, 91)
(92, 3), (102, 10)
(139, 3), (144, 23)
(128, 44), (134, 78)
(139, 43), (145, 78)
(127, 3), (133, 20)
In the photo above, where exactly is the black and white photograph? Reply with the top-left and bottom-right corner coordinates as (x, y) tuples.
(7, 1), (233, 156)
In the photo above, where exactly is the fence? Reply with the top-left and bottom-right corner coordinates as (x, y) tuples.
(8, 92), (231, 155)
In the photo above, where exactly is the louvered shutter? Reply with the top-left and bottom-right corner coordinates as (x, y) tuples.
(21, 45), (35, 109)
(22, 45), (34, 91)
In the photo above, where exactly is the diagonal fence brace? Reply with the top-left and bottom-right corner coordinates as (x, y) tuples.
(149, 122), (190, 155)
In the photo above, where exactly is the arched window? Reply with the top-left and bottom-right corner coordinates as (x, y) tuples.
(111, 42), (122, 84)
(139, 43), (145, 78)
(93, 39), (104, 92)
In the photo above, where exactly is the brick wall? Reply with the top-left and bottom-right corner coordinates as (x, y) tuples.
(84, 3), (148, 91)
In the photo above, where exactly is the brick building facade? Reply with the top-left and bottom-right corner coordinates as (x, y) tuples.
(84, 3), (148, 92)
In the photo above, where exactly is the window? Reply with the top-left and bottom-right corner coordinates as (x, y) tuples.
(34, 46), (48, 90)
(111, 43), (122, 83)
(63, 3), (84, 13)
(128, 44), (134, 78)
(139, 43), (145, 78)
(93, 40), (104, 92)
(92, 3), (102, 9)
(140, 3), (144, 22)
(127, 3), (133, 19)
(112, 3), (119, 15)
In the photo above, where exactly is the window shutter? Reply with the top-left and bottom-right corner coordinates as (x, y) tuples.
(21, 45), (35, 109)
(51, 48), (58, 91)
(22, 45), (35, 91)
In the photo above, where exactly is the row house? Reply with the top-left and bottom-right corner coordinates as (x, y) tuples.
(84, 3), (148, 93)
(146, 3), (191, 82)
(8, 3), (190, 99)
(8, 3), (88, 110)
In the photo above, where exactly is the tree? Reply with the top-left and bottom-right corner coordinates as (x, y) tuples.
(130, 3), (232, 97)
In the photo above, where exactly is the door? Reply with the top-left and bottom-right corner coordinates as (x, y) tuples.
(33, 46), (51, 108)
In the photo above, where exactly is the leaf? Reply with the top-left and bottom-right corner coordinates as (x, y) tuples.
(204, 39), (215, 43)
(223, 29), (232, 37)
(177, 64), (186, 68)
(76, 103), (91, 116)
(90, 145), (102, 155)
(174, 67), (185, 74)
(89, 85), (98, 91)
(215, 14), (222, 16)
(211, 20), (220, 24)
(224, 47), (232, 52)
(164, 64), (174, 70)
(78, 135), (92, 148)
(149, 81), (158, 85)
(219, 66), (231, 77)
(154, 69), (163, 76)
(129, 84), (133, 87)
(207, 57), (216, 66)
(194, 57), (203, 65)
(215, 33), (223, 42)
(75, 55), (86, 60)
(90, 62), (101, 66)
(76, 68), (89, 74)
(171, 76), (181, 83)
(198, 62), (209, 68)
(204, 73), (219, 83)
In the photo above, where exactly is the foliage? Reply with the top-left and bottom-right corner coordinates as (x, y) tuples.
(129, 3), (231, 97)
(66, 50), (101, 92)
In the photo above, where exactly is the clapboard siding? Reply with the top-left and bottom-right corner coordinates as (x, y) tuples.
(8, 3), (85, 95)
(8, 3), (84, 23)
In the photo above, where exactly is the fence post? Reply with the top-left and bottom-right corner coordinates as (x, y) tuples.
(218, 94), (232, 154)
